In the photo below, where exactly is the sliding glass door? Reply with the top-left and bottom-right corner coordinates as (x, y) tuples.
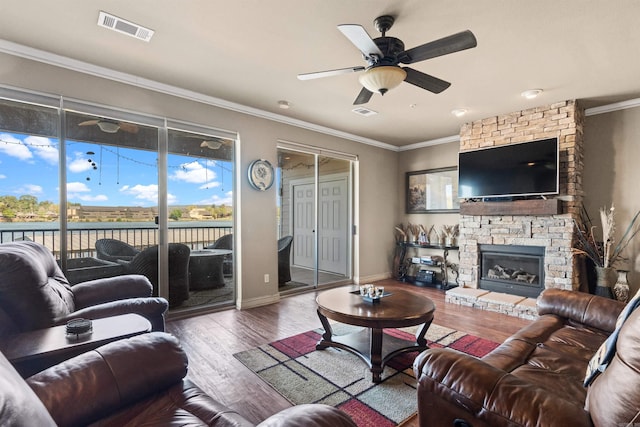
(277, 145), (353, 290)
(166, 127), (235, 308)
(0, 88), (236, 312)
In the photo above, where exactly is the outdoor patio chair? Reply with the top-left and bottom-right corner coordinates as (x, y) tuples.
(278, 235), (293, 284)
(95, 238), (140, 262)
(117, 243), (191, 307)
(206, 233), (233, 276)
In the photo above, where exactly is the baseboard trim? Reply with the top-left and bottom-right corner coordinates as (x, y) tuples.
(236, 293), (280, 310)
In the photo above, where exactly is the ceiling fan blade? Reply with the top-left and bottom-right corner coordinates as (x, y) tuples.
(298, 66), (365, 80)
(118, 122), (139, 134)
(403, 67), (451, 93)
(399, 30), (477, 64)
(353, 87), (374, 105)
(78, 120), (100, 126)
(337, 24), (383, 59)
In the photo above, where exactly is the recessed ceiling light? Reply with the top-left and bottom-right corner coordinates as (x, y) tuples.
(278, 100), (291, 109)
(451, 108), (467, 117)
(352, 107), (378, 117)
(521, 89), (543, 99)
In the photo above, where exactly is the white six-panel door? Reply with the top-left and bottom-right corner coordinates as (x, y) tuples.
(292, 175), (348, 275)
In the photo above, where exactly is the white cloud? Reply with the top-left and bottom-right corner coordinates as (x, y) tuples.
(75, 194), (108, 202)
(16, 184), (43, 195)
(68, 151), (95, 173)
(67, 181), (108, 202)
(199, 190), (233, 206)
(120, 184), (159, 203)
(198, 181), (220, 190)
(67, 182), (91, 192)
(170, 161), (217, 184)
(26, 136), (58, 165)
(119, 184), (176, 205)
(0, 174), (5, 179)
(0, 133), (32, 161)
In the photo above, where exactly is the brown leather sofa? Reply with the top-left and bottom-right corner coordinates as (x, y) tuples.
(414, 289), (640, 426)
(1, 332), (357, 427)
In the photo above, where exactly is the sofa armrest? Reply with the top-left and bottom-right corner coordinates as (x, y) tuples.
(72, 274), (153, 308)
(55, 297), (168, 332)
(414, 348), (592, 427)
(27, 332), (186, 427)
(257, 404), (356, 427)
(537, 289), (625, 332)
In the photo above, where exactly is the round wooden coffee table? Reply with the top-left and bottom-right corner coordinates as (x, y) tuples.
(316, 286), (435, 383)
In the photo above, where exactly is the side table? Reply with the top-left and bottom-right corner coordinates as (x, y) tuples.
(0, 313), (152, 377)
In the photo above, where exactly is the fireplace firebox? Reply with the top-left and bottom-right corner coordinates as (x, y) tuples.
(479, 244), (545, 298)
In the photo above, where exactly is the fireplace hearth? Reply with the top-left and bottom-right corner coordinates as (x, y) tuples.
(479, 244), (545, 298)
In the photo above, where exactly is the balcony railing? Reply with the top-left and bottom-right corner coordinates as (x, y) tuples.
(0, 223), (233, 259)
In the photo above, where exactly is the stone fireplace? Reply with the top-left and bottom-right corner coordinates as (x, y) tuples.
(456, 100), (585, 296)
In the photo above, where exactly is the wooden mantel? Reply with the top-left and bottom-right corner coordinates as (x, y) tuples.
(459, 199), (562, 216)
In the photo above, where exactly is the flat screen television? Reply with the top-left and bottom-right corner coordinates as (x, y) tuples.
(458, 137), (559, 199)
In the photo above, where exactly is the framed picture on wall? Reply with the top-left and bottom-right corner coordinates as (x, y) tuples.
(406, 166), (460, 213)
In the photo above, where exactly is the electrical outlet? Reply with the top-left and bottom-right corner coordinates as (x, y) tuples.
(264, 274), (270, 283)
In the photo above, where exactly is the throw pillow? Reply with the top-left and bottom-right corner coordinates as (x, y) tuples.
(584, 288), (640, 386)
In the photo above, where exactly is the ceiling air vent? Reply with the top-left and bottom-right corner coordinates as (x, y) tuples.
(351, 107), (378, 117)
(98, 11), (154, 42)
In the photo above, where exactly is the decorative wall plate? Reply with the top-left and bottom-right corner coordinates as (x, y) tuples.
(247, 159), (274, 191)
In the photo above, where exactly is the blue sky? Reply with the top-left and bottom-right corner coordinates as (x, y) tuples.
(0, 133), (233, 207)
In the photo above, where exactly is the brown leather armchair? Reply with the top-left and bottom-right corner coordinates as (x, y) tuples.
(0, 241), (168, 339)
(1, 332), (358, 427)
(413, 289), (640, 427)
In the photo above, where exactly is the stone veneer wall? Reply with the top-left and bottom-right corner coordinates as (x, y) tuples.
(458, 100), (585, 292)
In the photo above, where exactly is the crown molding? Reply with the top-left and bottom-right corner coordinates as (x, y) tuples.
(397, 134), (460, 151)
(584, 98), (640, 116)
(0, 39), (397, 152)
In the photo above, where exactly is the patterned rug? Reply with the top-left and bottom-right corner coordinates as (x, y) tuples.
(233, 323), (499, 427)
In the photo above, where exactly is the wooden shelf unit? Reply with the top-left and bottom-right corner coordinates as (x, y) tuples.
(395, 242), (459, 290)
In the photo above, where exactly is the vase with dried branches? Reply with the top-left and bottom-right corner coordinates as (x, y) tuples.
(573, 205), (640, 298)
(441, 224), (459, 247)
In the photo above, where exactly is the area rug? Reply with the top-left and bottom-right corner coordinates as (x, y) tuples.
(233, 323), (499, 427)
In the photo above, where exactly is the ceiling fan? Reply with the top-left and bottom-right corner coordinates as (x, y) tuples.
(199, 137), (233, 150)
(78, 119), (139, 134)
(297, 15), (477, 105)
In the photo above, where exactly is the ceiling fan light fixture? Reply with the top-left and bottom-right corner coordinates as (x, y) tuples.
(96, 121), (120, 133)
(200, 140), (223, 150)
(521, 89), (543, 100)
(358, 66), (407, 95)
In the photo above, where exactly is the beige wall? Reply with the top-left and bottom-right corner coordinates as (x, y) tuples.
(584, 107), (640, 294)
(397, 142), (460, 231)
(0, 53), (399, 307)
(397, 142), (461, 271)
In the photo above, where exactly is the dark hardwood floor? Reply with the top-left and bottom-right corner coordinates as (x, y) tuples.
(166, 279), (532, 425)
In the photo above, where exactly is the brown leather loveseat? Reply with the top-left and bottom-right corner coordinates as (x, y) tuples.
(413, 289), (640, 426)
(1, 332), (357, 427)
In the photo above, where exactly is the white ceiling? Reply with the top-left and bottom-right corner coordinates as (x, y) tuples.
(1, 0), (640, 147)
